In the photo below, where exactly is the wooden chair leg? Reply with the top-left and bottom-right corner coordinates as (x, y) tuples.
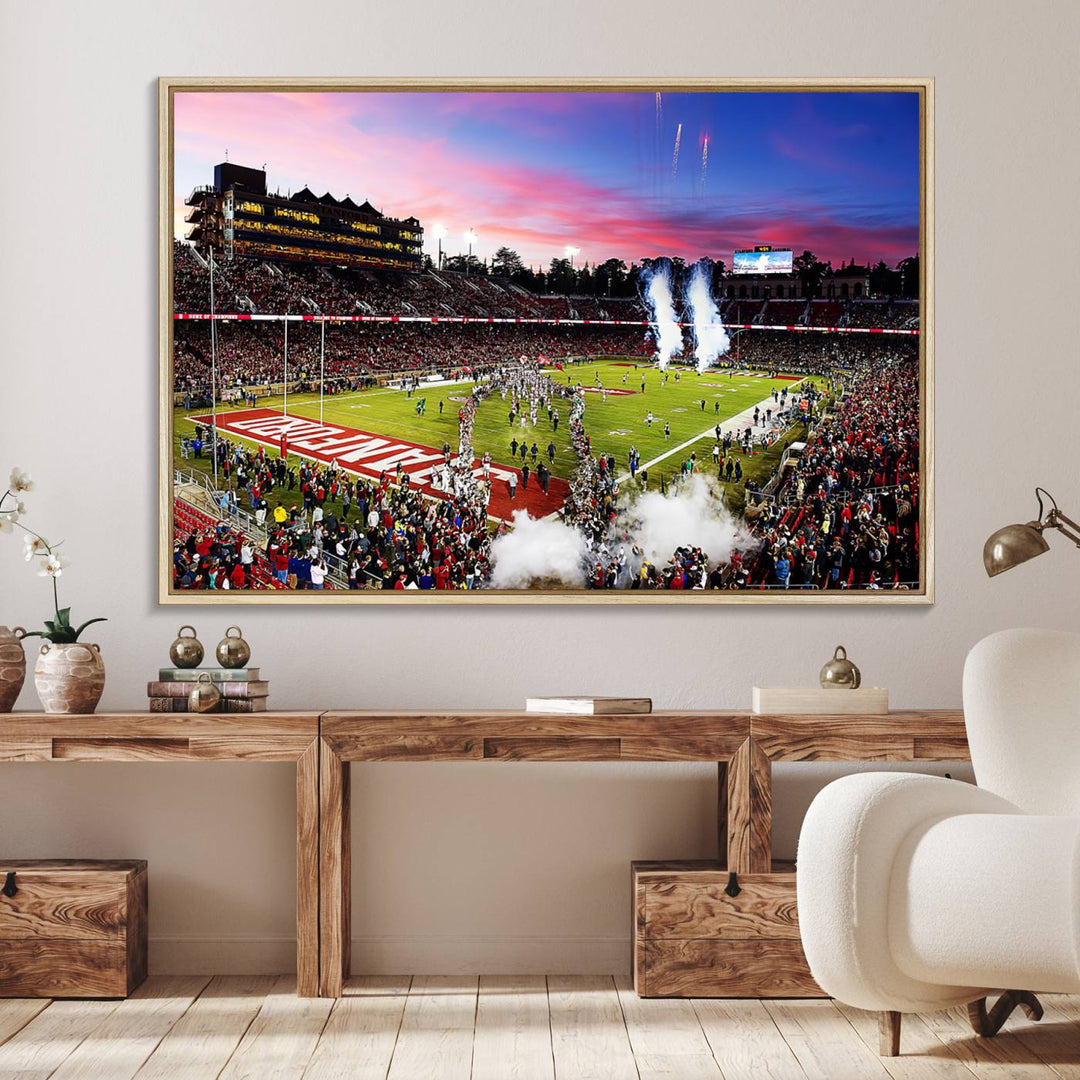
(879, 1010), (902, 1056)
(968, 991), (1044, 1038)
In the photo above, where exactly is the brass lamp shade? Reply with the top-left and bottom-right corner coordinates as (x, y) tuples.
(983, 522), (1050, 577)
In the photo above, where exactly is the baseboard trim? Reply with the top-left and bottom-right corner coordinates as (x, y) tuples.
(149, 936), (297, 975)
(149, 934), (630, 975)
(352, 934), (630, 975)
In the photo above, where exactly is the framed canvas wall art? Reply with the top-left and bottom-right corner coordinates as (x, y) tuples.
(159, 78), (933, 604)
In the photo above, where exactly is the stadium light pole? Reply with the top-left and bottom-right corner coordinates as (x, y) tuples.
(209, 249), (219, 486)
(463, 229), (478, 275)
(433, 223), (448, 271)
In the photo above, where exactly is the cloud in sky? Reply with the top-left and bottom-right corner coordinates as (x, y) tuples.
(173, 90), (919, 269)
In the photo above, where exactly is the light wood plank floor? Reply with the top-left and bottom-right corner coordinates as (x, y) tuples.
(1, 976), (1078, 1080)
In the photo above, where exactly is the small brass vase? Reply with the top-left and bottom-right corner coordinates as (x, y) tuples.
(188, 672), (221, 713)
(215, 626), (251, 669)
(820, 645), (861, 689)
(169, 625), (204, 669)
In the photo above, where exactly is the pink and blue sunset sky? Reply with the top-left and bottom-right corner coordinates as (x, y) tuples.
(173, 90), (920, 270)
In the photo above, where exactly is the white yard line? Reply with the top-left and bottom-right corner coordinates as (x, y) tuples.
(613, 379), (804, 482)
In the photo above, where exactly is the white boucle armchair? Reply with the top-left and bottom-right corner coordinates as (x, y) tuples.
(797, 628), (1080, 1056)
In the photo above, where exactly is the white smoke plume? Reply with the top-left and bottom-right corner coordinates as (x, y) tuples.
(686, 261), (730, 373)
(487, 510), (589, 589)
(487, 478), (756, 589)
(642, 263), (683, 369)
(618, 475), (751, 569)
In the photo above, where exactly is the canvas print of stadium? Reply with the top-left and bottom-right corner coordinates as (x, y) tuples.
(161, 79), (931, 603)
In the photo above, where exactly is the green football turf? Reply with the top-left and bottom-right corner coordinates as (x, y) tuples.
(173, 360), (825, 517)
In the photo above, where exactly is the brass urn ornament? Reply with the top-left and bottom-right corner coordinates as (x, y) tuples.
(215, 626), (251, 669)
(187, 672), (221, 713)
(169, 625), (204, 669)
(820, 645), (862, 689)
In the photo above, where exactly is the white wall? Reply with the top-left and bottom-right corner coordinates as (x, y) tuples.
(1, 0), (1077, 974)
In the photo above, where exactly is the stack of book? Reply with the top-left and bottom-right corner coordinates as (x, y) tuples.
(148, 668), (269, 713)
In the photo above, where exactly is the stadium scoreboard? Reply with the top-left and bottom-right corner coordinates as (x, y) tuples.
(732, 246), (793, 275)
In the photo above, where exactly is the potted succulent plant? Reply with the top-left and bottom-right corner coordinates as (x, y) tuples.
(1, 468), (108, 714)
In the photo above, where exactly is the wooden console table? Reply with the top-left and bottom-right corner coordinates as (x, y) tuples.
(0, 712), (321, 997)
(2, 708), (971, 999)
(318, 708), (969, 998)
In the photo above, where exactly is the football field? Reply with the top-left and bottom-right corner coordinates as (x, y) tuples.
(174, 360), (825, 520)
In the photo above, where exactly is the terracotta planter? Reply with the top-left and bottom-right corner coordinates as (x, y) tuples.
(0, 626), (27, 713)
(34, 642), (106, 715)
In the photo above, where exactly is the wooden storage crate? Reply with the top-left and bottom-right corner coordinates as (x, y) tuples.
(0, 859), (148, 998)
(632, 860), (822, 998)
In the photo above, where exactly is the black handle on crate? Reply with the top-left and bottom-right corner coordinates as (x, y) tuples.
(724, 871), (741, 898)
(2, 871), (16, 898)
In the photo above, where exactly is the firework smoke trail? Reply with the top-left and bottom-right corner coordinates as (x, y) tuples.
(686, 260), (730, 373)
(671, 122), (682, 180)
(641, 262), (683, 369)
(653, 92), (663, 200)
(701, 136), (709, 191)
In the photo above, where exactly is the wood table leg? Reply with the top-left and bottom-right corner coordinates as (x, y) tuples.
(717, 761), (728, 869)
(296, 738), (320, 997)
(726, 738), (772, 874)
(319, 738), (351, 997)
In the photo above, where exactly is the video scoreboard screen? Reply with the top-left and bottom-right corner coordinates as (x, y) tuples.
(732, 246), (793, 275)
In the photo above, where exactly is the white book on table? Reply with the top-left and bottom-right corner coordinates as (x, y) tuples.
(525, 696), (653, 715)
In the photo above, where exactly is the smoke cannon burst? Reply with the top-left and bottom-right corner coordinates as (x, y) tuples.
(671, 122), (682, 179)
(686, 261), (730, 373)
(641, 262), (683, 370)
(701, 136), (709, 191)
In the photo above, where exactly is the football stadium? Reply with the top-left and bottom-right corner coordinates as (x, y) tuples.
(169, 94), (922, 596)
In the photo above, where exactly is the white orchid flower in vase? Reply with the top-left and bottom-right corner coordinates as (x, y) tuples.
(1, 468), (107, 713)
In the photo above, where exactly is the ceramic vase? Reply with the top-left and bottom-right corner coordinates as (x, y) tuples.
(34, 642), (106, 714)
(0, 626), (27, 712)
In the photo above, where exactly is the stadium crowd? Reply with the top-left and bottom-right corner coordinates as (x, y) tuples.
(174, 319), (653, 393)
(173, 433), (498, 590)
(741, 342), (920, 590)
(173, 241), (916, 331)
(174, 241), (645, 323)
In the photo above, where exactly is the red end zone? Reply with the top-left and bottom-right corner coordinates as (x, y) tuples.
(190, 408), (567, 521)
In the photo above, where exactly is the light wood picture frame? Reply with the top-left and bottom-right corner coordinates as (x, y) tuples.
(160, 77), (933, 605)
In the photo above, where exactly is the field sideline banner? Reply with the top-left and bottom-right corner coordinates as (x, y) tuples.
(174, 312), (918, 335)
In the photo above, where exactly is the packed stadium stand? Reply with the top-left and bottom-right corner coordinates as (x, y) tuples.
(175, 242), (918, 336)
(807, 300), (845, 326)
(742, 342), (920, 590)
(759, 299), (808, 326)
(172, 497), (288, 591)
